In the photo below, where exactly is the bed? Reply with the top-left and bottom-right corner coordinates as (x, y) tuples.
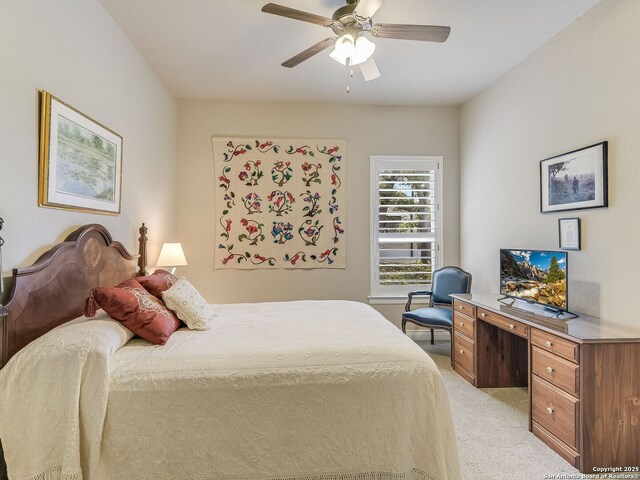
(0, 224), (461, 480)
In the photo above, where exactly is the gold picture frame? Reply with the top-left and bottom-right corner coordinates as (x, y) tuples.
(39, 91), (122, 215)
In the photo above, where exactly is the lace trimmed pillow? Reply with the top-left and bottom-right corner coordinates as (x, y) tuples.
(85, 278), (181, 345)
(162, 278), (213, 330)
(137, 269), (178, 299)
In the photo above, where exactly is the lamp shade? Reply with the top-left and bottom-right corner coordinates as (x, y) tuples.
(329, 34), (375, 66)
(156, 242), (187, 268)
(329, 34), (356, 65)
(352, 36), (376, 65)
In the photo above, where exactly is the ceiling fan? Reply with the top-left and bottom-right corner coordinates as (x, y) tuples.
(261, 0), (451, 81)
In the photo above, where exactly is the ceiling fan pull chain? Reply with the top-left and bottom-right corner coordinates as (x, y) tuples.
(346, 61), (353, 94)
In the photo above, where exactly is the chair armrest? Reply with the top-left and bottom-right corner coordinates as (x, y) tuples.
(405, 290), (432, 311)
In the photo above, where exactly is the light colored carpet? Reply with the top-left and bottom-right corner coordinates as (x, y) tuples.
(418, 340), (580, 480)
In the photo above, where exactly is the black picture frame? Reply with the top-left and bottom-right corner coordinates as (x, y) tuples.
(540, 141), (608, 213)
(558, 217), (581, 250)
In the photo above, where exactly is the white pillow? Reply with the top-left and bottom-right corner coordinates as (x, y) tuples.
(162, 278), (213, 330)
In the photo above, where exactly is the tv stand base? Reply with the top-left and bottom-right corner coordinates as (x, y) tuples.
(543, 306), (579, 319)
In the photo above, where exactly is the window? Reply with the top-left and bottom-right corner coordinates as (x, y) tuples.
(370, 156), (443, 300)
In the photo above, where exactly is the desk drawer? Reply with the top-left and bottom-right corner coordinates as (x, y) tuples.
(532, 422), (580, 468)
(477, 308), (529, 339)
(453, 311), (475, 339)
(454, 331), (475, 374)
(453, 300), (475, 319)
(532, 376), (579, 450)
(532, 346), (580, 397)
(531, 329), (579, 364)
(454, 363), (476, 386)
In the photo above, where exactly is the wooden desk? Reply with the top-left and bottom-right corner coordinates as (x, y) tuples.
(450, 294), (640, 474)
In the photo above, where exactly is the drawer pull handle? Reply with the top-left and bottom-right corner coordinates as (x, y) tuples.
(546, 366), (554, 373)
(545, 341), (553, 347)
(459, 322), (464, 327)
(546, 406), (554, 415)
(459, 306), (463, 310)
(509, 324), (515, 330)
(459, 349), (464, 354)
(480, 312), (486, 318)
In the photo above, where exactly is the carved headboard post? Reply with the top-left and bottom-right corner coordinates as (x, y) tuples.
(0, 218), (7, 368)
(137, 223), (148, 276)
(0, 216), (5, 296)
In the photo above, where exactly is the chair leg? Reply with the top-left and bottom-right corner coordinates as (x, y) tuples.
(401, 318), (407, 334)
(430, 329), (434, 345)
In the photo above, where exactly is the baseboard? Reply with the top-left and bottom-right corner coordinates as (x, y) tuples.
(405, 329), (450, 342)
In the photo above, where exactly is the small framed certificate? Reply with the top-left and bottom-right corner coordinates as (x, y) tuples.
(559, 217), (581, 250)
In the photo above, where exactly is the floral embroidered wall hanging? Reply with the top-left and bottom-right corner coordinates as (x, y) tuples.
(212, 137), (346, 269)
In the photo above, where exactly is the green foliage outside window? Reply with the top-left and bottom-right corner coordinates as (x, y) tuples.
(378, 171), (434, 285)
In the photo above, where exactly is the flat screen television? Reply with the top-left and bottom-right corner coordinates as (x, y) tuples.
(500, 249), (568, 312)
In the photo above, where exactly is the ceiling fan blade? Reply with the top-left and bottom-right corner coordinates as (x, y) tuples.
(359, 56), (381, 81)
(282, 37), (337, 68)
(262, 3), (334, 27)
(371, 24), (451, 43)
(354, 0), (385, 19)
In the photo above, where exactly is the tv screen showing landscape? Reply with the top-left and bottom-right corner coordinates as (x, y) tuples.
(500, 249), (567, 311)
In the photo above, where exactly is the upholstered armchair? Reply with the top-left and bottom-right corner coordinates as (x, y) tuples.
(402, 266), (472, 363)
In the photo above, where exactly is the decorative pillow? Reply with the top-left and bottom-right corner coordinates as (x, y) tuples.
(162, 278), (213, 331)
(85, 278), (180, 345)
(137, 269), (178, 299)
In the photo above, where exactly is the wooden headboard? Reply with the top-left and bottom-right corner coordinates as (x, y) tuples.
(0, 223), (148, 368)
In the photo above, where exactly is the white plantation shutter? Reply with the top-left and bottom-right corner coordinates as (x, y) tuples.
(370, 156), (443, 297)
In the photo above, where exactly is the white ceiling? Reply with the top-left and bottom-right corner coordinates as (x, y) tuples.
(100, 0), (600, 106)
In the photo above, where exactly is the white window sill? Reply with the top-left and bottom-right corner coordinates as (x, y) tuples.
(367, 295), (430, 305)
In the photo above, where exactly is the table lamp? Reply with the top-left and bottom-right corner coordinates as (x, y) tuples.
(156, 242), (187, 274)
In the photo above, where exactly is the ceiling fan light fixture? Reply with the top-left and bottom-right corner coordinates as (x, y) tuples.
(263, 1), (451, 81)
(329, 33), (375, 66)
(352, 35), (375, 65)
(329, 33), (356, 65)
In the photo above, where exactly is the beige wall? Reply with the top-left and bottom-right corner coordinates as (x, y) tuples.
(460, 0), (640, 328)
(177, 100), (459, 323)
(0, 0), (177, 285)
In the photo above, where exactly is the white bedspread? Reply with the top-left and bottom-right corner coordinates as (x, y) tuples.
(1, 301), (461, 480)
(0, 312), (134, 480)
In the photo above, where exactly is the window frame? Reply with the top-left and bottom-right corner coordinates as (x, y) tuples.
(369, 155), (443, 302)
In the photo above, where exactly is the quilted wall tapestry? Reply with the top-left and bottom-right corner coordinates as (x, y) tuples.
(212, 137), (346, 269)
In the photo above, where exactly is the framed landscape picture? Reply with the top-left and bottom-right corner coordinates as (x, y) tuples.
(39, 91), (122, 215)
(540, 141), (607, 213)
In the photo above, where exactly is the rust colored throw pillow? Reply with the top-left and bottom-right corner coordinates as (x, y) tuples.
(85, 278), (180, 345)
(136, 269), (178, 299)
